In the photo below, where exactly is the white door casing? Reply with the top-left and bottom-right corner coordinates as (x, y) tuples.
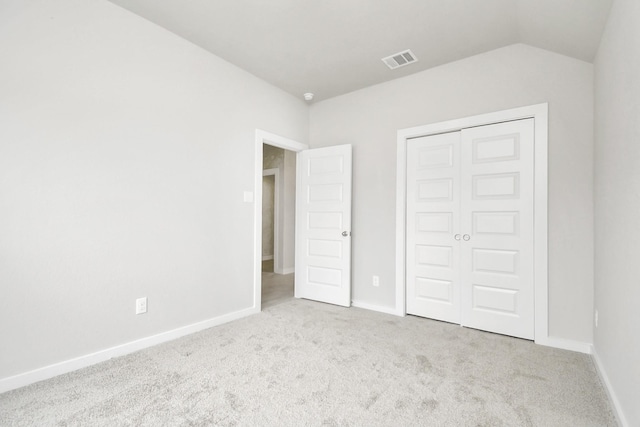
(295, 144), (352, 307)
(254, 130), (308, 312)
(406, 131), (462, 323)
(405, 119), (535, 340)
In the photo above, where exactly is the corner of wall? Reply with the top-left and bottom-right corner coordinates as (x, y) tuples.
(592, 349), (630, 426)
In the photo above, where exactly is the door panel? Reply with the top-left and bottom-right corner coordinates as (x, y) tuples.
(406, 118), (535, 340)
(406, 132), (461, 323)
(460, 118), (535, 339)
(295, 145), (352, 307)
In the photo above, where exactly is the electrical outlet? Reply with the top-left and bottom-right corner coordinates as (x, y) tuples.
(372, 275), (380, 287)
(136, 297), (147, 315)
(595, 309), (598, 328)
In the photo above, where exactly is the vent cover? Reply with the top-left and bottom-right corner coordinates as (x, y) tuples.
(382, 49), (418, 70)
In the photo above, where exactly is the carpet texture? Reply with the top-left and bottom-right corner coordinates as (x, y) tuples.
(0, 276), (615, 426)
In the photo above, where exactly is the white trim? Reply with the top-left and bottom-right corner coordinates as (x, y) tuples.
(262, 168), (280, 268)
(536, 337), (593, 354)
(261, 255), (274, 261)
(592, 350), (629, 427)
(0, 306), (258, 394)
(395, 134), (408, 317)
(254, 130), (308, 311)
(279, 267), (295, 275)
(395, 103), (550, 344)
(532, 107), (549, 347)
(352, 300), (399, 316)
(257, 129), (308, 152)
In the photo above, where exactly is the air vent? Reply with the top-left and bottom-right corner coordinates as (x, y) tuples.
(382, 49), (418, 70)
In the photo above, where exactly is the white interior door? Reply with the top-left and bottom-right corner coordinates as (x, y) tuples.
(460, 119), (534, 339)
(406, 132), (461, 323)
(295, 144), (352, 307)
(406, 118), (535, 340)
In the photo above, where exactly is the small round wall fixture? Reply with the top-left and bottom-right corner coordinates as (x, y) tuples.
(303, 92), (314, 101)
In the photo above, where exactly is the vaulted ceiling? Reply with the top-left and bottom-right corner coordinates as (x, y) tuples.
(108, 0), (613, 102)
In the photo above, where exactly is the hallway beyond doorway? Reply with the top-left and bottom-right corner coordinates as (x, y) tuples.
(262, 260), (293, 309)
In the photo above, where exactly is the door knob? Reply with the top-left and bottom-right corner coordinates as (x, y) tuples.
(463, 234), (471, 241)
(454, 234), (461, 241)
(342, 231), (350, 237)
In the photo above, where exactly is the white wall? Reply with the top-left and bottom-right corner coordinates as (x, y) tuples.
(0, 0), (308, 380)
(310, 44), (594, 344)
(594, 0), (640, 424)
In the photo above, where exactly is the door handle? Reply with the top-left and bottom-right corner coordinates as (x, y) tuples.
(342, 231), (350, 237)
(454, 234), (461, 241)
(463, 234), (471, 241)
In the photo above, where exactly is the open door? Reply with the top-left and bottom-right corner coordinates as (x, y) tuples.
(294, 144), (352, 307)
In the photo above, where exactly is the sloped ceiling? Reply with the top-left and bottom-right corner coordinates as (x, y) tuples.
(108, 0), (612, 102)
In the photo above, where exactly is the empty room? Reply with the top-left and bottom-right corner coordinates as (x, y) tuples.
(1, 0), (638, 425)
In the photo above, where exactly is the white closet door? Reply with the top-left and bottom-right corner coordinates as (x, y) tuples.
(406, 132), (461, 323)
(460, 119), (535, 339)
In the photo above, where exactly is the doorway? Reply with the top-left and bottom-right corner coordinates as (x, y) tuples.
(253, 130), (308, 311)
(261, 144), (295, 308)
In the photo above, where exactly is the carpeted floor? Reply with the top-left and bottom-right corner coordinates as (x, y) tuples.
(0, 273), (616, 426)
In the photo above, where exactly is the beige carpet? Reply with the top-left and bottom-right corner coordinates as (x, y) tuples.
(0, 274), (616, 426)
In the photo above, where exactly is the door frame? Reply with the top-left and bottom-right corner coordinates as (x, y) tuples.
(395, 103), (549, 345)
(253, 130), (308, 311)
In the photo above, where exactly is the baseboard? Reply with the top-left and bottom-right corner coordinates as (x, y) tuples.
(274, 267), (294, 275)
(535, 336), (593, 354)
(351, 300), (399, 316)
(261, 255), (274, 261)
(592, 349), (629, 427)
(0, 306), (259, 394)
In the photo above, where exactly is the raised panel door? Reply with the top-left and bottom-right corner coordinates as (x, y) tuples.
(460, 119), (535, 339)
(295, 145), (352, 307)
(406, 132), (461, 323)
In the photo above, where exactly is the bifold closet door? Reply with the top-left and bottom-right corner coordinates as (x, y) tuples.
(460, 119), (535, 340)
(406, 131), (461, 324)
(406, 118), (535, 340)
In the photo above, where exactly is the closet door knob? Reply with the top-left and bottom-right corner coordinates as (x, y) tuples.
(454, 234), (461, 241)
(463, 234), (471, 241)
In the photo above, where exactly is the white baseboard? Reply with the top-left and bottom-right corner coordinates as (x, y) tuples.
(535, 336), (593, 354)
(351, 300), (399, 316)
(0, 306), (259, 394)
(592, 349), (628, 427)
(261, 255), (274, 261)
(274, 267), (294, 275)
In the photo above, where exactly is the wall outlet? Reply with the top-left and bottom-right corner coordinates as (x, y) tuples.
(595, 309), (598, 328)
(372, 275), (380, 287)
(136, 297), (147, 315)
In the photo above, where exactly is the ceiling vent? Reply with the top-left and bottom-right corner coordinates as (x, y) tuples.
(382, 49), (418, 70)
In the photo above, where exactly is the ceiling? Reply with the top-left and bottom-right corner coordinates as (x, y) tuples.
(107, 0), (613, 102)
